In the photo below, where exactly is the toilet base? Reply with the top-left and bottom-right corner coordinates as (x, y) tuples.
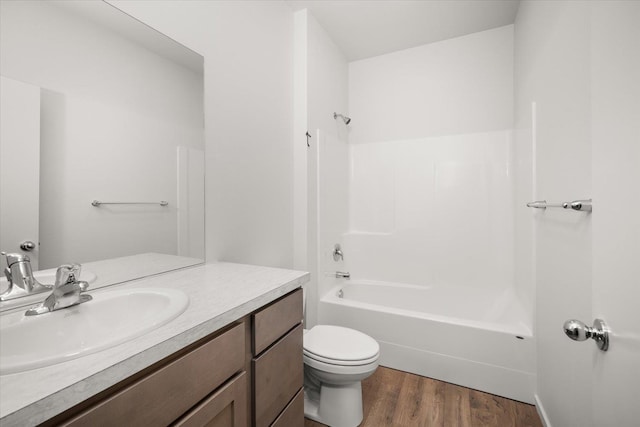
(304, 382), (363, 427)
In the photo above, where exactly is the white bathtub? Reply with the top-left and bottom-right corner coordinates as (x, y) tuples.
(318, 280), (535, 403)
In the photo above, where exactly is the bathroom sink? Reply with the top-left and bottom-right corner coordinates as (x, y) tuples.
(0, 287), (189, 375)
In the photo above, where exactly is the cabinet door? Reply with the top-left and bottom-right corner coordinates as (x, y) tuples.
(270, 389), (304, 427)
(173, 372), (247, 427)
(59, 323), (245, 426)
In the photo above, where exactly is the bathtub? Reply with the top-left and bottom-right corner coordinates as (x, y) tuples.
(318, 280), (535, 403)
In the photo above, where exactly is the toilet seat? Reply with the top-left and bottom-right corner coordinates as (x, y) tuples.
(304, 349), (379, 366)
(304, 352), (379, 376)
(303, 325), (380, 366)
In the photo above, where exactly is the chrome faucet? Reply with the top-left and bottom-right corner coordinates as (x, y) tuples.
(335, 271), (350, 279)
(0, 252), (50, 301)
(25, 264), (92, 316)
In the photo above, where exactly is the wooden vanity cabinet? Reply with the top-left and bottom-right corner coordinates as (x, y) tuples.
(48, 322), (247, 427)
(252, 289), (304, 427)
(40, 288), (303, 427)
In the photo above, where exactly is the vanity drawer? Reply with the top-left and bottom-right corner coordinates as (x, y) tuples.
(270, 388), (304, 427)
(61, 322), (245, 427)
(253, 323), (303, 427)
(253, 288), (302, 355)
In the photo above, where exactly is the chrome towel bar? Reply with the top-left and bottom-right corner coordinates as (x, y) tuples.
(91, 200), (168, 207)
(526, 199), (592, 212)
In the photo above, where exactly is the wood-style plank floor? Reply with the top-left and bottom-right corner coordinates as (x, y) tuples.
(304, 367), (543, 427)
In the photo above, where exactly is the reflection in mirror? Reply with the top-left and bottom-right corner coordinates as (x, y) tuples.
(0, 1), (204, 282)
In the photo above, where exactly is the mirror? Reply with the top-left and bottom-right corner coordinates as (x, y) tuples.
(0, 1), (204, 279)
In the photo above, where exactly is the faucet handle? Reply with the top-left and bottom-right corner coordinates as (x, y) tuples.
(54, 263), (82, 288)
(1, 252), (30, 267)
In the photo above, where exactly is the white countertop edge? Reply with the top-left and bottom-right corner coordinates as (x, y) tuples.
(1, 269), (308, 426)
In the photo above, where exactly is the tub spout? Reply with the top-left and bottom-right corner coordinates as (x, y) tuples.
(335, 271), (350, 279)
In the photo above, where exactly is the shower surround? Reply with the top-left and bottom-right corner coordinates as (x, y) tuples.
(311, 23), (535, 402)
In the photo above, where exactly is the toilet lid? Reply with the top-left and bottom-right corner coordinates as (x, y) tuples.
(303, 325), (379, 362)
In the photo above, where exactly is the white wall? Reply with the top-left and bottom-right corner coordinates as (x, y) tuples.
(349, 25), (514, 145)
(293, 9), (349, 326)
(110, 1), (295, 268)
(514, 2), (592, 426)
(0, 77), (41, 270)
(591, 3), (640, 425)
(293, 11), (309, 273)
(308, 11), (350, 319)
(0, 1), (203, 268)
(347, 26), (518, 295)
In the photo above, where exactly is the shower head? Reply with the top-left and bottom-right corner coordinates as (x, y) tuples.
(333, 112), (351, 125)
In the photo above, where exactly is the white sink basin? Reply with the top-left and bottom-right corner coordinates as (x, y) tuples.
(0, 287), (189, 375)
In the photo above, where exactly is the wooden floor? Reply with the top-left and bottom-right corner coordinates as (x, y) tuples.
(304, 367), (543, 427)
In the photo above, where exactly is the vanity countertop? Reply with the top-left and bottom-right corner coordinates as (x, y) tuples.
(0, 260), (309, 426)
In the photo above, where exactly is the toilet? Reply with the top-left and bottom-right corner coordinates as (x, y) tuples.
(303, 325), (380, 427)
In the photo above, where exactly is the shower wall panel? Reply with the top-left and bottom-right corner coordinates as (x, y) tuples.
(345, 131), (514, 291)
(347, 24), (519, 294)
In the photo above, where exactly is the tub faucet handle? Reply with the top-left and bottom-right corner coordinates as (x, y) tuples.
(336, 271), (350, 279)
(333, 244), (344, 262)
